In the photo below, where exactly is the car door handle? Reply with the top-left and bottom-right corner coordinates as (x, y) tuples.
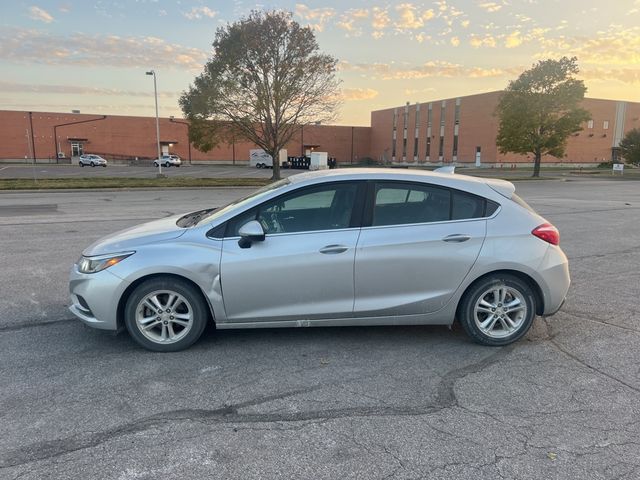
(319, 244), (349, 254)
(442, 234), (471, 243)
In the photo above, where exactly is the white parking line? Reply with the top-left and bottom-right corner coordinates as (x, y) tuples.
(0, 166), (11, 171)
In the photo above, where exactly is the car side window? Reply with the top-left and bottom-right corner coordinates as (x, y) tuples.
(451, 191), (485, 220)
(373, 183), (450, 226)
(255, 183), (359, 234)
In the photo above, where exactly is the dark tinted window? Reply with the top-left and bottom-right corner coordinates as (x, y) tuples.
(452, 191), (485, 220)
(255, 183), (359, 234)
(373, 183), (450, 226)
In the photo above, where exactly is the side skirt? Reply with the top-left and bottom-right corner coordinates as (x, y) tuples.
(216, 313), (454, 330)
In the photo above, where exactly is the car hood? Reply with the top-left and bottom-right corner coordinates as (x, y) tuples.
(83, 215), (187, 256)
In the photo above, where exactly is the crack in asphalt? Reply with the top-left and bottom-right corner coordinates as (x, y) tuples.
(0, 316), (79, 332)
(0, 318), (76, 333)
(559, 309), (640, 334)
(0, 347), (514, 469)
(547, 337), (640, 395)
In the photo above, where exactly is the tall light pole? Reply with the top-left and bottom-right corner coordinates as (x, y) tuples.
(146, 70), (162, 175)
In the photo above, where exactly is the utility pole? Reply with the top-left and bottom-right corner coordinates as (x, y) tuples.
(146, 70), (162, 175)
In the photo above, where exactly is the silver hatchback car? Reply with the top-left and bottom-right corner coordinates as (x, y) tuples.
(69, 169), (569, 351)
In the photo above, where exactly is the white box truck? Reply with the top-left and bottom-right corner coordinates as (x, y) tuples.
(249, 149), (288, 169)
(309, 152), (328, 170)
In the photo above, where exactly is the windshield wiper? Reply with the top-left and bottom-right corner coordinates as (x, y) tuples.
(176, 208), (217, 228)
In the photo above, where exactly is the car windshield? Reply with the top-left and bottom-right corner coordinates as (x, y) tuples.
(176, 178), (291, 227)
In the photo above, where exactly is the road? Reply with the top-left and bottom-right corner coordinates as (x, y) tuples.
(1, 178), (639, 479)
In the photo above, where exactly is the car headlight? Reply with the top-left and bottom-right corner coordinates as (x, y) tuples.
(77, 252), (134, 274)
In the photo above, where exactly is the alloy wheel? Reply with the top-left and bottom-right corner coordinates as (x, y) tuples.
(135, 290), (194, 344)
(473, 285), (527, 339)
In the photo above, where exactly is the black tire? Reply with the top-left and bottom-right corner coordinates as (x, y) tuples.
(165, 162), (170, 168)
(153, 162), (158, 167)
(90, 162), (95, 167)
(80, 162), (84, 167)
(458, 274), (536, 346)
(124, 277), (209, 352)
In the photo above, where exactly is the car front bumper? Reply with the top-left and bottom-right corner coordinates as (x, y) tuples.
(68, 265), (129, 331)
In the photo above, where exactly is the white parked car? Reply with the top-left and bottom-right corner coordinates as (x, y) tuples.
(79, 154), (107, 167)
(154, 155), (182, 167)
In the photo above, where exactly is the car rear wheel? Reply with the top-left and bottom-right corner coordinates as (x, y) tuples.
(80, 162), (84, 167)
(90, 162), (95, 167)
(458, 274), (535, 346)
(165, 162), (170, 168)
(124, 277), (209, 352)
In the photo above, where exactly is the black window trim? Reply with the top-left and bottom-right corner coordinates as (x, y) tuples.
(362, 180), (501, 228)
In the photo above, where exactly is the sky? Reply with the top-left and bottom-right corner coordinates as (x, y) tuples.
(1, 0), (639, 126)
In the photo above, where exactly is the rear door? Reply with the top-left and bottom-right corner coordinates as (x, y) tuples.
(354, 181), (487, 316)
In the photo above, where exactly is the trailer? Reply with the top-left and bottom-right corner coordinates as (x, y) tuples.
(249, 149), (288, 169)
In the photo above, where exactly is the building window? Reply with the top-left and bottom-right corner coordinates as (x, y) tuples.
(603, 120), (609, 130)
(439, 135), (444, 158)
(587, 119), (594, 129)
(427, 103), (433, 127)
(426, 137), (431, 158)
(440, 101), (446, 127)
(454, 99), (460, 125)
(452, 135), (458, 157)
(402, 104), (408, 159)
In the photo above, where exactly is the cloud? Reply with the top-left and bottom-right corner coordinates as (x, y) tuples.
(450, 36), (460, 46)
(371, 7), (390, 35)
(535, 26), (640, 65)
(341, 88), (379, 101)
(505, 31), (522, 48)
(477, 2), (503, 12)
(339, 60), (519, 80)
(29, 6), (54, 23)
(336, 8), (369, 36)
(469, 34), (497, 48)
(183, 6), (216, 20)
(403, 87), (436, 95)
(460, 19), (470, 28)
(294, 4), (336, 32)
(579, 68), (640, 84)
(0, 28), (208, 70)
(0, 80), (179, 98)
(394, 3), (435, 30)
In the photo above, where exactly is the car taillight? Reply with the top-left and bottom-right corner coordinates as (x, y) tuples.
(532, 223), (560, 246)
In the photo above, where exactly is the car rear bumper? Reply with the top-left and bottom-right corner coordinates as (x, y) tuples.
(537, 246), (570, 316)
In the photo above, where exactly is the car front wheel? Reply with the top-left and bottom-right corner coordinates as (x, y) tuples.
(80, 162), (84, 167)
(124, 277), (209, 352)
(165, 162), (171, 168)
(458, 274), (536, 346)
(153, 162), (159, 167)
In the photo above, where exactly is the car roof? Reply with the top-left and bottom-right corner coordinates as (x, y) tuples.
(287, 168), (515, 199)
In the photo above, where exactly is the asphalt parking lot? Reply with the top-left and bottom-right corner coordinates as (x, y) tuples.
(0, 163), (297, 179)
(1, 178), (639, 479)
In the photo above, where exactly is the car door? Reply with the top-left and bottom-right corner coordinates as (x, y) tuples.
(220, 181), (365, 323)
(354, 181), (487, 316)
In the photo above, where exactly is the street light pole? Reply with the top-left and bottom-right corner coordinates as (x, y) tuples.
(146, 70), (162, 175)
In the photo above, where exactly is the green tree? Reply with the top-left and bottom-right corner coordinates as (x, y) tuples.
(618, 128), (640, 166)
(496, 57), (591, 177)
(180, 10), (341, 180)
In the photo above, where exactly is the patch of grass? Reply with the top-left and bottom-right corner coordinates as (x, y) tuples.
(0, 177), (273, 190)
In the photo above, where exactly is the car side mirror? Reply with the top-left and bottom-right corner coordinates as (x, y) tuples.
(238, 220), (265, 248)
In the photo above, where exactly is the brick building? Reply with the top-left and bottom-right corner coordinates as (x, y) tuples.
(0, 110), (370, 165)
(371, 92), (640, 166)
(1, 91), (638, 166)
